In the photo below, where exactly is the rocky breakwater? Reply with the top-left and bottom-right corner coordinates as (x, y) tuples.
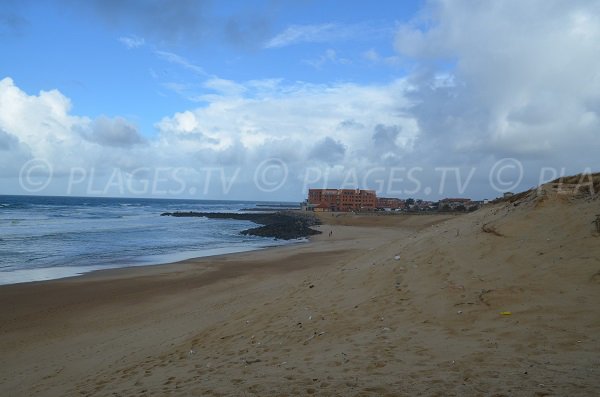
(160, 211), (322, 240)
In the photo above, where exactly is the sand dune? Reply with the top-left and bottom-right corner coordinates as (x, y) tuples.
(1, 179), (599, 396)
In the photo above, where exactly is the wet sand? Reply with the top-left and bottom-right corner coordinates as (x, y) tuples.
(1, 186), (599, 396)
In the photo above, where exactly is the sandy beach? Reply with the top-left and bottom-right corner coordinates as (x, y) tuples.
(1, 183), (599, 396)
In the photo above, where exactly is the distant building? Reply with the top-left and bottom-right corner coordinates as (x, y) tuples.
(413, 200), (436, 211)
(438, 198), (483, 211)
(377, 197), (405, 210)
(308, 188), (377, 212)
(503, 192), (514, 198)
(300, 200), (317, 211)
(313, 202), (331, 212)
(438, 198), (473, 211)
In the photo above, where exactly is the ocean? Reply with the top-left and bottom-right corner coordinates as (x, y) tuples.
(0, 195), (300, 285)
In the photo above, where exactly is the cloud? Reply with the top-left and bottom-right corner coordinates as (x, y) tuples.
(2, 0), (599, 199)
(0, 12), (27, 37)
(0, 77), (82, 163)
(309, 137), (346, 165)
(155, 78), (413, 160)
(0, 128), (29, 176)
(265, 23), (339, 48)
(203, 77), (247, 97)
(0, 77), (151, 177)
(80, 116), (145, 147)
(372, 124), (401, 148)
(64, 0), (275, 50)
(153, 53), (250, 101)
(161, 82), (192, 96)
(393, 0), (600, 169)
(362, 48), (401, 66)
(224, 12), (271, 50)
(0, 75), (418, 197)
(118, 35), (145, 48)
(154, 50), (207, 76)
(304, 49), (351, 69)
(69, 0), (212, 44)
(362, 48), (379, 62)
(0, 128), (19, 150)
(265, 22), (387, 49)
(0, 0), (28, 37)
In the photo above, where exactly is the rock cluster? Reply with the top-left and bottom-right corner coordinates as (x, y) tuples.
(160, 211), (322, 240)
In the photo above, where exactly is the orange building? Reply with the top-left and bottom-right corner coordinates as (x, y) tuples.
(308, 189), (377, 212)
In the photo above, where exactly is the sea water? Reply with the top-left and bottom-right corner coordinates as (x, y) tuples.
(0, 195), (298, 285)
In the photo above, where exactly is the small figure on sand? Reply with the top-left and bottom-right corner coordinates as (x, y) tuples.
(329, 230), (333, 237)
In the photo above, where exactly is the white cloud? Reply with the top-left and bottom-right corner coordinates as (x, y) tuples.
(304, 49), (351, 69)
(362, 48), (379, 62)
(118, 35), (145, 48)
(161, 82), (191, 96)
(394, 0), (600, 168)
(79, 116), (145, 147)
(265, 23), (339, 48)
(0, 77), (149, 176)
(361, 48), (401, 66)
(203, 77), (247, 97)
(154, 50), (207, 76)
(265, 22), (387, 49)
(0, 76), (419, 198)
(156, 78), (415, 159)
(2, 1), (599, 199)
(0, 77), (83, 164)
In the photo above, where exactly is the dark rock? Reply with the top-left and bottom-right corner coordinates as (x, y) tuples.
(160, 211), (322, 240)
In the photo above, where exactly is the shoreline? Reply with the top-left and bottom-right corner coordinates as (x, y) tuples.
(0, 209), (322, 286)
(161, 210), (322, 240)
(2, 206), (598, 396)
(0, 213), (449, 397)
(0, 237), (308, 287)
(0, 215), (379, 288)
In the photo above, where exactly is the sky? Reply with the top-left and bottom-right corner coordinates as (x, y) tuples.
(1, 0), (599, 201)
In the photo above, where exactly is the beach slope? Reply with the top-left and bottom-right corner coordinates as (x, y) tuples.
(1, 179), (599, 396)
